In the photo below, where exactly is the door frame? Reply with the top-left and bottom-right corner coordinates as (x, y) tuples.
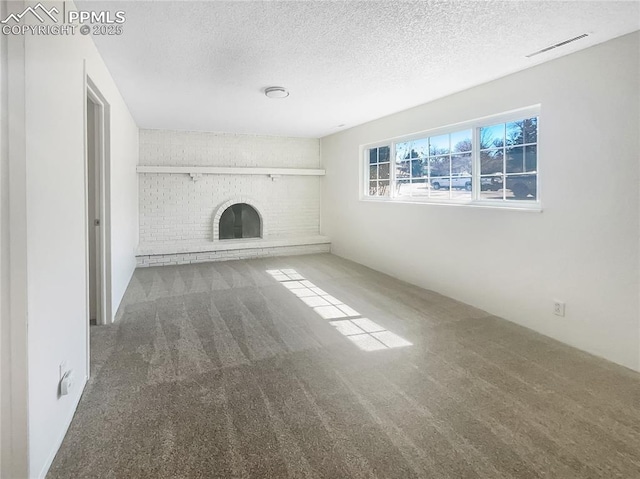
(84, 72), (112, 372)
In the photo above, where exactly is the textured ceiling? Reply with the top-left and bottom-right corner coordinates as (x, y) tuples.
(80, 1), (640, 138)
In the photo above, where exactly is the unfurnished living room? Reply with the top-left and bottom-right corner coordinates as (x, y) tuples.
(1, 0), (640, 478)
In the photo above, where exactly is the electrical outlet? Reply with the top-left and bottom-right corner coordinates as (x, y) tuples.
(553, 301), (566, 317)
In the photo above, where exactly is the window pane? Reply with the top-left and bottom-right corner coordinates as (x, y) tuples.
(524, 118), (538, 144)
(411, 183), (430, 198)
(413, 138), (428, 158)
(452, 153), (472, 175)
(369, 148), (377, 164)
(411, 159), (425, 178)
(525, 145), (537, 172)
(379, 163), (390, 180)
(506, 121), (524, 146)
(378, 180), (390, 197)
(412, 178), (429, 188)
(401, 179), (429, 198)
(480, 176), (503, 197)
(430, 177), (447, 190)
(430, 134), (450, 155)
(452, 176), (472, 191)
(379, 146), (390, 162)
(506, 146), (524, 173)
(430, 178), (450, 198)
(480, 175), (503, 198)
(481, 149), (503, 175)
(369, 165), (377, 180)
(418, 159), (429, 178)
(451, 130), (472, 153)
(429, 155), (450, 177)
(369, 181), (377, 196)
(396, 142), (410, 162)
(397, 179), (411, 196)
(505, 175), (536, 200)
(396, 157), (410, 180)
(451, 176), (472, 199)
(396, 139), (427, 162)
(480, 123), (505, 149)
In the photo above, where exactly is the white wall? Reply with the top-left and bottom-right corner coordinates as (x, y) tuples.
(139, 129), (320, 247)
(3, 1), (139, 477)
(2, 3), (29, 475)
(0, 5), (8, 475)
(109, 87), (139, 317)
(321, 32), (640, 371)
(1, 10), (6, 476)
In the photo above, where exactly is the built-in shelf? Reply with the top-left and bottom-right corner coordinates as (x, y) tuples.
(136, 166), (325, 176)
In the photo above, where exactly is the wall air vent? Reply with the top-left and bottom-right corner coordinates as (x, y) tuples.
(526, 33), (589, 58)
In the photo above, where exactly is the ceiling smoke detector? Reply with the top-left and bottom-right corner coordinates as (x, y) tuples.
(264, 87), (289, 99)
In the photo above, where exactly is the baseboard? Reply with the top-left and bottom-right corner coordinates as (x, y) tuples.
(36, 375), (88, 479)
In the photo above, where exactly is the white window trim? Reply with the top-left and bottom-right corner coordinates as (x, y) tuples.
(360, 105), (542, 211)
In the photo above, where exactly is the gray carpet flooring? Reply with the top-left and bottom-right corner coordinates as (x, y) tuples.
(48, 253), (640, 478)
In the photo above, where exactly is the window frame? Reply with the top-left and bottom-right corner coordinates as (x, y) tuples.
(366, 144), (392, 198)
(360, 105), (541, 211)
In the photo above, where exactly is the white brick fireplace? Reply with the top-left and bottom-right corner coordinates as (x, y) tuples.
(136, 130), (330, 266)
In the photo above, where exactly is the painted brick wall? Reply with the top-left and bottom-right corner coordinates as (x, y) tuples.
(139, 130), (321, 245)
(137, 244), (331, 267)
(140, 129), (320, 167)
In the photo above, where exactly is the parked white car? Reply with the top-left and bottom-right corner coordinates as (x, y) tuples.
(430, 174), (472, 191)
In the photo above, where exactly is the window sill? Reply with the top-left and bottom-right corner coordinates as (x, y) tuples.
(359, 196), (543, 212)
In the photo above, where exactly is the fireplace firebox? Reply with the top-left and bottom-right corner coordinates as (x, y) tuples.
(218, 203), (261, 240)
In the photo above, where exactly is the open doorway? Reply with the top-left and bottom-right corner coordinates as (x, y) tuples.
(86, 95), (100, 325)
(85, 78), (112, 337)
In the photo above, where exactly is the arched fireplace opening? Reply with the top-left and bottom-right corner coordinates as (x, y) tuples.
(219, 203), (261, 240)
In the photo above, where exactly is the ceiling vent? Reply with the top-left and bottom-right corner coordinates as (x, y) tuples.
(526, 33), (589, 58)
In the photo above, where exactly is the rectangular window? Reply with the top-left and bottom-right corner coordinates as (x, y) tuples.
(367, 146), (391, 197)
(362, 107), (540, 209)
